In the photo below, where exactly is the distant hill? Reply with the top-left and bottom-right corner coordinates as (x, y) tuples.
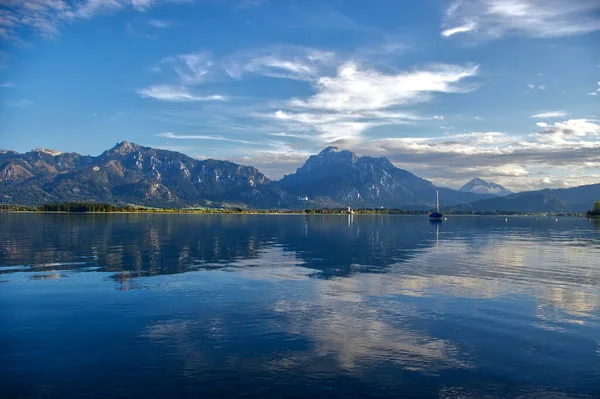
(460, 178), (513, 196)
(450, 183), (600, 213)
(449, 192), (572, 213)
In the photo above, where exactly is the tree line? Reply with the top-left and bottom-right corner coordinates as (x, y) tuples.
(587, 201), (600, 218)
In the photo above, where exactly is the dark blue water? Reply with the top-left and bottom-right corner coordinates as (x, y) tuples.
(1, 214), (599, 398)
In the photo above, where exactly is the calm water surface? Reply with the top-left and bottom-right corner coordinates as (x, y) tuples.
(1, 214), (599, 398)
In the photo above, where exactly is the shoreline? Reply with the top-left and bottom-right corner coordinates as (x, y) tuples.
(0, 210), (587, 217)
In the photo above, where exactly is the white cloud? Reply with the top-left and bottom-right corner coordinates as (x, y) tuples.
(0, 82), (13, 87)
(138, 85), (226, 102)
(290, 62), (478, 113)
(531, 111), (567, 118)
(442, 0), (600, 40)
(532, 118), (600, 144)
(157, 132), (257, 144)
(441, 23), (476, 37)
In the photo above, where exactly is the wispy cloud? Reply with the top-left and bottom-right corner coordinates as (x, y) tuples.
(157, 51), (214, 84)
(138, 85), (226, 102)
(531, 111), (567, 118)
(224, 46), (336, 81)
(0, 82), (13, 87)
(256, 109), (424, 143)
(269, 132), (313, 139)
(442, 0), (600, 40)
(148, 19), (171, 28)
(0, 0), (190, 41)
(157, 132), (257, 144)
(589, 81), (600, 96)
(527, 84), (545, 90)
(4, 99), (34, 107)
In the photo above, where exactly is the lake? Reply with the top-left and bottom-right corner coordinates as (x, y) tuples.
(1, 214), (599, 398)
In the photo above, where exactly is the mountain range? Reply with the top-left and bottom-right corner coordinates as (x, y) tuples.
(1, 142), (598, 212)
(0, 142), (286, 208)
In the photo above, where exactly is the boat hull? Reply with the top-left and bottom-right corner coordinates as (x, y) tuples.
(429, 212), (443, 220)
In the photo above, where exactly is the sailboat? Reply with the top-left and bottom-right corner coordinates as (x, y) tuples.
(429, 190), (443, 220)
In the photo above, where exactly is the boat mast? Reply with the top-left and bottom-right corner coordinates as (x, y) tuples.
(436, 190), (440, 213)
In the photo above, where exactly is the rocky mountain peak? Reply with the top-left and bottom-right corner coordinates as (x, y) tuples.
(31, 148), (64, 156)
(314, 146), (357, 164)
(468, 178), (486, 185)
(319, 146), (341, 155)
(110, 141), (142, 154)
(460, 178), (513, 196)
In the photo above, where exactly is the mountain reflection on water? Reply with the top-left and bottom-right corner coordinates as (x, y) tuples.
(0, 214), (437, 278)
(1, 214), (599, 398)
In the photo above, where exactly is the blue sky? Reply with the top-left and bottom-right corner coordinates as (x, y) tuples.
(1, 0), (599, 190)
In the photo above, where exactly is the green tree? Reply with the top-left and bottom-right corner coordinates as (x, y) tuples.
(595, 201), (600, 211)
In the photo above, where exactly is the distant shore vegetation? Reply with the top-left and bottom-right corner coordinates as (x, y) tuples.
(0, 203), (585, 217)
(587, 201), (600, 218)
